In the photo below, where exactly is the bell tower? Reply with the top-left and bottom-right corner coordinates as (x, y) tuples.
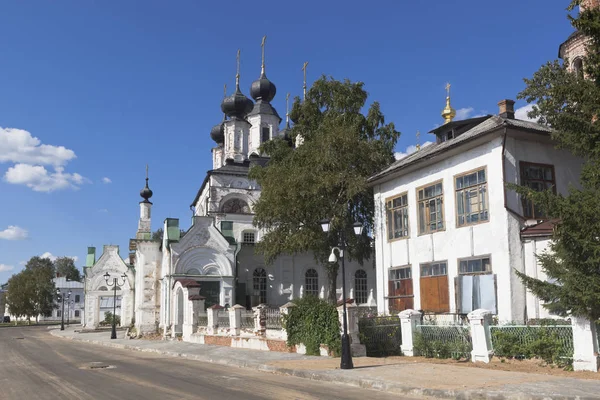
(558, 0), (600, 75)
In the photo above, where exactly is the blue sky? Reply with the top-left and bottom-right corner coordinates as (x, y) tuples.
(0, 0), (576, 282)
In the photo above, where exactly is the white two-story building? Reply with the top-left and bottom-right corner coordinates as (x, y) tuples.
(368, 99), (582, 323)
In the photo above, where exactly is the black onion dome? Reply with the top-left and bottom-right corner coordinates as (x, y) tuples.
(221, 86), (253, 120)
(140, 178), (153, 203)
(250, 73), (276, 102)
(210, 121), (225, 144)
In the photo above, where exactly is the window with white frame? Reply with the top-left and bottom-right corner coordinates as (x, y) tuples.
(354, 269), (368, 304)
(305, 269), (319, 297)
(457, 256), (496, 314)
(386, 193), (409, 240)
(417, 181), (444, 234)
(455, 168), (488, 227)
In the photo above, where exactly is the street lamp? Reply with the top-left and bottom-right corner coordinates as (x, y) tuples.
(103, 272), (127, 339)
(66, 299), (74, 327)
(56, 288), (71, 331)
(321, 219), (363, 370)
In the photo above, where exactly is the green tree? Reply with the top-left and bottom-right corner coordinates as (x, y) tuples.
(6, 271), (35, 323)
(23, 256), (56, 321)
(152, 228), (186, 241)
(250, 76), (400, 303)
(515, 1), (600, 320)
(54, 257), (81, 281)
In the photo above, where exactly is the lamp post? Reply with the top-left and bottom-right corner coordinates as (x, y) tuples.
(321, 219), (363, 370)
(66, 299), (73, 327)
(103, 272), (127, 339)
(56, 289), (71, 331)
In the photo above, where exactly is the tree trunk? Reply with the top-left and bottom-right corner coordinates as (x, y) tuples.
(325, 263), (339, 305)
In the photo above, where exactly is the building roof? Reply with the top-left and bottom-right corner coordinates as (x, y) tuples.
(247, 100), (282, 122)
(54, 277), (85, 289)
(520, 220), (558, 239)
(368, 115), (553, 185)
(558, 30), (582, 58)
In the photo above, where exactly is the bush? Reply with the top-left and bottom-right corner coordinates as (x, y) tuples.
(283, 296), (341, 356)
(103, 311), (121, 326)
(413, 331), (471, 360)
(491, 326), (572, 368)
(358, 316), (402, 357)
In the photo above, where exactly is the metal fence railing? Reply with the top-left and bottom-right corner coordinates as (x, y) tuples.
(358, 316), (402, 357)
(416, 324), (472, 359)
(265, 308), (282, 329)
(217, 310), (230, 328)
(198, 313), (208, 327)
(241, 311), (255, 329)
(490, 325), (573, 359)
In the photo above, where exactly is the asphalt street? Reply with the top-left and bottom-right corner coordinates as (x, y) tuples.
(0, 326), (424, 400)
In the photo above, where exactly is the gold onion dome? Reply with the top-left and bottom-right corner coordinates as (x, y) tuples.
(441, 83), (456, 124)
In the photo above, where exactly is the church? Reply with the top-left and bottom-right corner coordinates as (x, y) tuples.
(83, 41), (376, 335)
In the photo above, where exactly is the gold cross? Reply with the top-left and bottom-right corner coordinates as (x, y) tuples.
(445, 82), (451, 97)
(416, 131), (421, 151)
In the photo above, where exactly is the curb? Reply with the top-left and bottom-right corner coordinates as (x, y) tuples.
(49, 331), (596, 400)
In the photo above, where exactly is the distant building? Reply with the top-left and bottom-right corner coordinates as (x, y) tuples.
(41, 276), (85, 323)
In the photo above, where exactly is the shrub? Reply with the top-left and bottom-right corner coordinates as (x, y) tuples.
(358, 316), (402, 357)
(283, 296), (341, 356)
(413, 331), (471, 360)
(103, 311), (121, 326)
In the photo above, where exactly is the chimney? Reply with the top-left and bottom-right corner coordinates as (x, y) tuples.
(498, 99), (515, 119)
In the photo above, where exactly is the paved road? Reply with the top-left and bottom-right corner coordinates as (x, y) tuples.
(0, 326), (423, 400)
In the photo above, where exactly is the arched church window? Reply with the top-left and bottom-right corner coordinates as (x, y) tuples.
(305, 269), (319, 297)
(221, 198), (250, 214)
(573, 58), (584, 78)
(354, 269), (368, 305)
(253, 268), (267, 305)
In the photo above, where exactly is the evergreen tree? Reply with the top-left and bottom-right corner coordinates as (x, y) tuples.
(250, 76), (400, 303)
(515, 1), (600, 320)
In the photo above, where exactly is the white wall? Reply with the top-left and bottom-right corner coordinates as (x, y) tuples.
(374, 135), (512, 318)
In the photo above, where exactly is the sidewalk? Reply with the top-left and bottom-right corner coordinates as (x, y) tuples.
(51, 328), (600, 400)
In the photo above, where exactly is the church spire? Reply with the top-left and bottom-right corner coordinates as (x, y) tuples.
(285, 92), (290, 128)
(441, 82), (456, 124)
(140, 164), (153, 204)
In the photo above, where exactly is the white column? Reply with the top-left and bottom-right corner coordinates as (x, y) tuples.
(399, 309), (421, 356)
(206, 305), (221, 335)
(572, 316), (600, 372)
(467, 309), (493, 363)
(279, 302), (295, 341)
(229, 304), (244, 336)
(253, 304), (267, 337)
(337, 302), (366, 357)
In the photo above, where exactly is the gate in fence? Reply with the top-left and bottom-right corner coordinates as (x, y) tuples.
(358, 316), (402, 357)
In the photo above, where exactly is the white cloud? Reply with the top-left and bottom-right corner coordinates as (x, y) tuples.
(19, 261), (26, 266)
(0, 264), (14, 272)
(101, 177), (112, 184)
(394, 141), (434, 160)
(0, 126), (86, 192)
(0, 225), (28, 240)
(515, 104), (538, 122)
(4, 164), (87, 192)
(455, 107), (474, 120)
(98, 208), (109, 213)
(0, 127), (76, 166)
(40, 252), (78, 263)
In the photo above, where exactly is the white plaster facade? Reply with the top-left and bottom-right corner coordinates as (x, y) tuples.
(370, 112), (583, 322)
(83, 245), (135, 329)
(41, 277), (85, 323)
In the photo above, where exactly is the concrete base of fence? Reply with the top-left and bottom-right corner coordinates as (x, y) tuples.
(187, 333), (331, 356)
(571, 316), (600, 372)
